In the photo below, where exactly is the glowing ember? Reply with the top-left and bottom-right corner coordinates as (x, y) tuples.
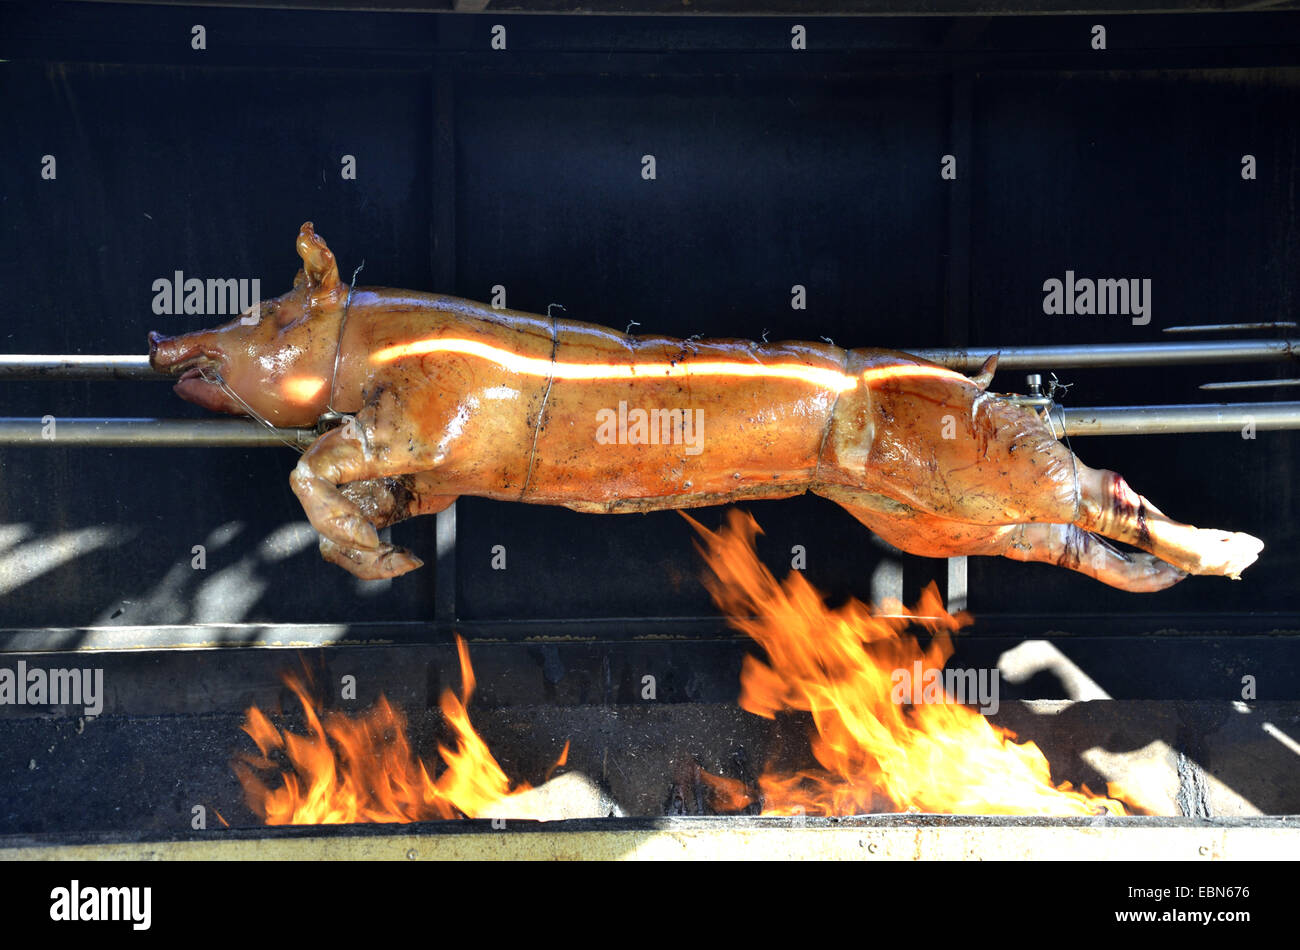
(234, 636), (567, 824)
(686, 509), (1131, 817)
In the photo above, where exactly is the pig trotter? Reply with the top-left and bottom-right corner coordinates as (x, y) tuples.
(295, 443), (458, 579)
(1075, 469), (1264, 580)
(1002, 523), (1188, 593)
(319, 537), (424, 580)
(325, 474), (455, 577)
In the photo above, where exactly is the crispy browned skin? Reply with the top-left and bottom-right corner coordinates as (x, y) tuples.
(147, 223), (1263, 588)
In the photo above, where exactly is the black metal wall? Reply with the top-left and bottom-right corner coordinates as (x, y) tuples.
(1, 4), (1297, 649)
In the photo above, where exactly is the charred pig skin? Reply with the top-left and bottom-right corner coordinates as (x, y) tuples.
(148, 223), (1263, 589)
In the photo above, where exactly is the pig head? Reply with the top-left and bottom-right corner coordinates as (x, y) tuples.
(148, 223), (353, 427)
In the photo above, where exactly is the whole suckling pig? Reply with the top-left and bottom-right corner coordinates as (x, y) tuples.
(148, 223), (1263, 590)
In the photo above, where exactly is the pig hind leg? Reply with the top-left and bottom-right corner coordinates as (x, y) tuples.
(836, 501), (1186, 593)
(861, 391), (1261, 582)
(952, 397), (1266, 578)
(1071, 466), (1262, 580)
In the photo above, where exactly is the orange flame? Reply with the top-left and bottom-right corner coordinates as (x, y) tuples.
(234, 636), (563, 824)
(687, 510), (1130, 817)
(698, 769), (755, 813)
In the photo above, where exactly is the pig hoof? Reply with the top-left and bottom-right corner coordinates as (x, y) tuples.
(1220, 532), (1265, 579)
(1194, 530), (1264, 579)
(1114, 554), (1188, 593)
(324, 514), (380, 551)
(379, 545), (424, 577)
(320, 538), (424, 579)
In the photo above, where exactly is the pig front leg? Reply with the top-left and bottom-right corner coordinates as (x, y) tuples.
(337, 473), (458, 531)
(831, 496), (1187, 593)
(321, 474), (457, 579)
(290, 417), (447, 579)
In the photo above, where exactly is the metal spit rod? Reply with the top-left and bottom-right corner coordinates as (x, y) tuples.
(2, 340), (1297, 442)
(1162, 321), (1298, 334)
(906, 339), (1298, 372)
(0, 338), (1297, 379)
(1052, 403), (1300, 436)
(0, 355), (160, 380)
(1, 404), (1297, 445)
(0, 418), (318, 448)
(1200, 378), (1300, 391)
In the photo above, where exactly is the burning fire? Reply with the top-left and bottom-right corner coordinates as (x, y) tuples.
(687, 510), (1131, 817)
(234, 636), (567, 824)
(232, 513), (1131, 825)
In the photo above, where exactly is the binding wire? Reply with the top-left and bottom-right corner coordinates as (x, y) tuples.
(327, 260), (366, 416)
(197, 366), (305, 453)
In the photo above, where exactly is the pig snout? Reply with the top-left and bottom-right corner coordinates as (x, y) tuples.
(148, 330), (187, 373)
(147, 330), (169, 369)
(148, 330), (220, 375)
(147, 329), (242, 414)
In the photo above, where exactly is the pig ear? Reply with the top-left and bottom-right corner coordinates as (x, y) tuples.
(295, 222), (341, 302)
(970, 354), (999, 391)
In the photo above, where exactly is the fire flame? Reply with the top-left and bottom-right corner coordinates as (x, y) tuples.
(234, 636), (566, 824)
(232, 514), (1130, 824)
(687, 510), (1130, 817)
